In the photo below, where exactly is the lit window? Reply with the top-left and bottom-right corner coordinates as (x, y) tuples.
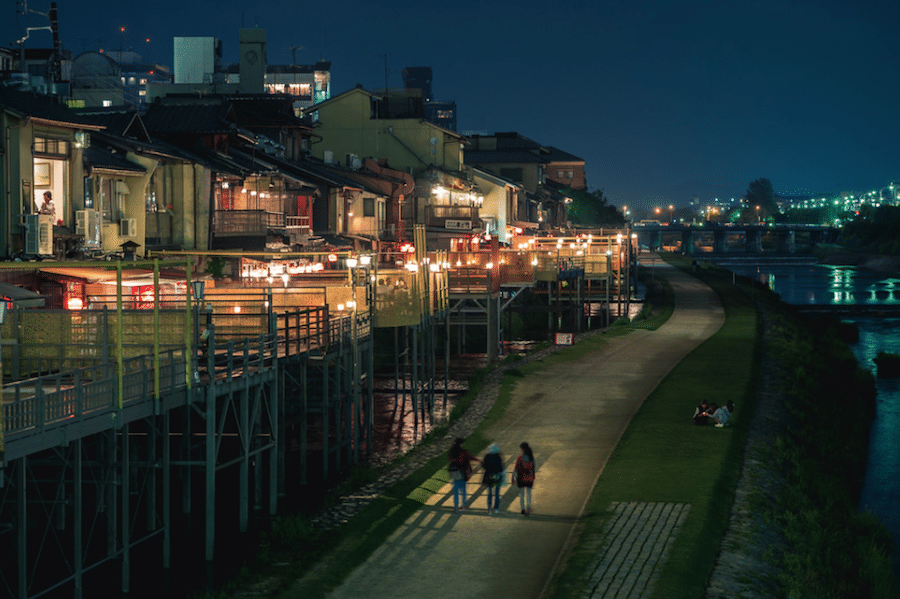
(138, 90), (146, 96)
(140, 78), (147, 85)
(557, 171), (564, 178)
(567, 171), (573, 179)
(102, 100), (112, 107)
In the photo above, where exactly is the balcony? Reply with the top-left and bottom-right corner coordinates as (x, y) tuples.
(285, 215), (311, 236)
(213, 210), (285, 237)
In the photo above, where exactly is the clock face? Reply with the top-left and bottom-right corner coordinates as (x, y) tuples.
(245, 50), (258, 65)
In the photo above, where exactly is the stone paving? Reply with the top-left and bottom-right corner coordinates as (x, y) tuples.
(581, 502), (691, 599)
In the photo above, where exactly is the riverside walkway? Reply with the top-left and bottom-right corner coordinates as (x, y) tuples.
(316, 261), (724, 599)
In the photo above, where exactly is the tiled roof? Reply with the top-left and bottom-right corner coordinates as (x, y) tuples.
(229, 96), (311, 131)
(83, 146), (146, 173)
(0, 86), (101, 128)
(77, 109), (151, 141)
(465, 149), (549, 164)
(545, 146), (584, 163)
(142, 102), (234, 134)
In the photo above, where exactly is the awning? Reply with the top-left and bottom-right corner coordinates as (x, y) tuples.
(0, 281), (45, 308)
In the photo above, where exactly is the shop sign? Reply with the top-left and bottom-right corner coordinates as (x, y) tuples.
(445, 219), (472, 230)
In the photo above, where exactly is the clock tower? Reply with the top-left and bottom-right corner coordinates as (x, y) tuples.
(238, 28), (266, 94)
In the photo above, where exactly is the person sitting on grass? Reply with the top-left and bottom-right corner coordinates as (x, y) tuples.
(692, 400), (710, 425)
(705, 402), (730, 427)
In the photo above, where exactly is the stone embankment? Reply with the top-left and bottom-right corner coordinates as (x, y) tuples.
(705, 305), (787, 598)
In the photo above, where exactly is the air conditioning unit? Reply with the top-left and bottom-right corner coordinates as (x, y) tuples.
(23, 214), (54, 256)
(38, 214), (53, 255)
(76, 209), (101, 248)
(120, 218), (136, 237)
(23, 214), (39, 255)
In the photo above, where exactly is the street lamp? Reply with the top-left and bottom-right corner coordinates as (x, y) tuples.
(668, 205), (674, 224)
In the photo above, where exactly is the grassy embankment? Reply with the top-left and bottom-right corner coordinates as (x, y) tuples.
(758, 302), (896, 597)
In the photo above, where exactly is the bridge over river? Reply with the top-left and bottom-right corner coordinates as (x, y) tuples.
(633, 223), (839, 254)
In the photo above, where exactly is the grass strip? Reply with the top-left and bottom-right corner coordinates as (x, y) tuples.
(549, 254), (760, 599)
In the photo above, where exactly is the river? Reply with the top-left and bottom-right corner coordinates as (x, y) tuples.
(711, 257), (900, 577)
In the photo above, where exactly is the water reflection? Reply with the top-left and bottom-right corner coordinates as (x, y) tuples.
(722, 262), (900, 306)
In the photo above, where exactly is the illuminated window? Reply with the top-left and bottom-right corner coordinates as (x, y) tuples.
(102, 100), (112, 107)
(567, 171), (573, 179)
(140, 78), (147, 85)
(34, 137), (69, 157)
(138, 90), (146, 96)
(557, 171), (564, 178)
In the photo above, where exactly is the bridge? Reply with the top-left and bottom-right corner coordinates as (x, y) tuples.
(633, 223), (839, 254)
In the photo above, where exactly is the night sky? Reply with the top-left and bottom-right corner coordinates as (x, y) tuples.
(3, 0), (899, 209)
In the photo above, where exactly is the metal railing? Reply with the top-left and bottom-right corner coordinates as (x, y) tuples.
(3, 347), (188, 444)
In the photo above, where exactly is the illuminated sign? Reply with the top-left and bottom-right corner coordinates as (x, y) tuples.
(445, 220), (472, 230)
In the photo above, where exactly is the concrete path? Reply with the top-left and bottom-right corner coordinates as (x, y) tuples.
(324, 261), (724, 599)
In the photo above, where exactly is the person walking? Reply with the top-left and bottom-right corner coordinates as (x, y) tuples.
(448, 438), (479, 513)
(482, 443), (504, 515)
(513, 442), (536, 515)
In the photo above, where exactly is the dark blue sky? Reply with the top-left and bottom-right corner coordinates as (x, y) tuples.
(4, 0), (899, 209)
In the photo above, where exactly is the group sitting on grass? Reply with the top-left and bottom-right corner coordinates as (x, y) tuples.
(692, 400), (734, 427)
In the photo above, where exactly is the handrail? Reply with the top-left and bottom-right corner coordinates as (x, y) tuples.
(2, 347), (188, 441)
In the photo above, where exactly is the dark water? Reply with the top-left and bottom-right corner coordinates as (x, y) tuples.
(719, 261), (900, 576)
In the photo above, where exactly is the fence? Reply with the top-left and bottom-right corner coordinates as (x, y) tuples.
(2, 347), (188, 445)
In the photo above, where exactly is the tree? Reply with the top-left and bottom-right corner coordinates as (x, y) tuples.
(565, 187), (625, 227)
(744, 178), (778, 220)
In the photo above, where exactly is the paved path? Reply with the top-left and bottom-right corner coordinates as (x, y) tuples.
(322, 262), (724, 599)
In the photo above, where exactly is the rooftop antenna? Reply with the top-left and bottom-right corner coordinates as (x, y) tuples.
(287, 45), (304, 66)
(380, 53), (389, 90)
(12, 1), (60, 78)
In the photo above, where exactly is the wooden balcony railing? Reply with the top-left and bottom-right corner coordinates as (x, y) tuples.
(213, 210), (286, 236)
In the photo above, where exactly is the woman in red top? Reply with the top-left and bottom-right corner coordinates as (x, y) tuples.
(448, 438), (479, 513)
(513, 442), (536, 515)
